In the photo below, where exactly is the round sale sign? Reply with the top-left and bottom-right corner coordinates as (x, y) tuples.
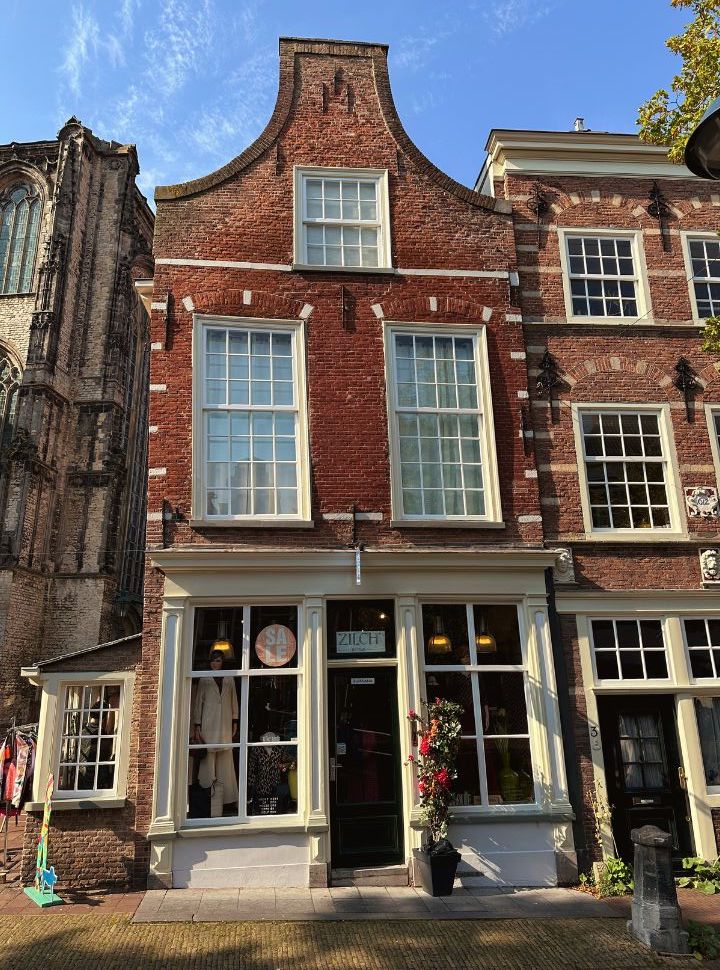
(255, 624), (296, 667)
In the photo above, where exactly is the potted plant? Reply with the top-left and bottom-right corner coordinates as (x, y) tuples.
(407, 698), (463, 896)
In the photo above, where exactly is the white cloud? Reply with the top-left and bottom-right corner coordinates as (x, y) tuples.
(484, 0), (555, 36)
(60, 5), (100, 96)
(144, 0), (214, 99)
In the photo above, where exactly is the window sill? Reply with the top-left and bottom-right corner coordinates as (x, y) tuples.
(577, 532), (689, 544)
(0, 290), (35, 299)
(25, 797), (126, 812)
(292, 263), (396, 276)
(390, 518), (505, 530)
(410, 804), (573, 826)
(178, 816), (311, 837)
(189, 518), (315, 529)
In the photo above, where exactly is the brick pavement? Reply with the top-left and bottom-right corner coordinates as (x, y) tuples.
(0, 914), (700, 970)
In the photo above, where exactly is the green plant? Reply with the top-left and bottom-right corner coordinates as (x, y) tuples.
(678, 856), (720, 894)
(406, 698), (463, 846)
(596, 856), (634, 898)
(688, 921), (720, 961)
(702, 316), (720, 354)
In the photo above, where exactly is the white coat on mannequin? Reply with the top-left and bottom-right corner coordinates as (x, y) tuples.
(192, 673), (239, 804)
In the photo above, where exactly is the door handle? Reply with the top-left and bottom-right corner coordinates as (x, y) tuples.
(330, 758), (342, 782)
(678, 766), (688, 790)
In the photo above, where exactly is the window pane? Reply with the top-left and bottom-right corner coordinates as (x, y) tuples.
(696, 698), (720, 786)
(422, 604), (470, 665)
(250, 604), (299, 669)
(248, 676), (298, 741)
(425, 672), (475, 734)
(58, 683), (121, 794)
(247, 744), (297, 816)
(479, 672), (528, 734)
(473, 605), (522, 664)
(452, 739), (482, 805)
(485, 739), (534, 805)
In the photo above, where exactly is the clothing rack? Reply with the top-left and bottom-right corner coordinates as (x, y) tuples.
(0, 719), (38, 874)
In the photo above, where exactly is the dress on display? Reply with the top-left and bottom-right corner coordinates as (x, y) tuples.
(192, 677), (239, 804)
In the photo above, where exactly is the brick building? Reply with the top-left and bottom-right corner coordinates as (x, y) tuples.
(21, 40), (720, 893)
(480, 129), (720, 868)
(0, 118), (153, 864)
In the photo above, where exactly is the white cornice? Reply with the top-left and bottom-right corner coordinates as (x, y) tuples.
(149, 547), (560, 574)
(478, 129), (700, 188)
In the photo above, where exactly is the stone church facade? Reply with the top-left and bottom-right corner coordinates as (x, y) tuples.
(0, 118), (153, 732)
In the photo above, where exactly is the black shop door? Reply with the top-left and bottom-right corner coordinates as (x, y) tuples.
(328, 668), (403, 869)
(598, 695), (693, 865)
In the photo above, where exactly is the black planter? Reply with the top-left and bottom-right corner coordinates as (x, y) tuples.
(413, 846), (461, 896)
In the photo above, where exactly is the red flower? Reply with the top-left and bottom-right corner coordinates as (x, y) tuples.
(407, 754), (415, 763)
(419, 736), (430, 756)
(434, 768), (451, 790)
(418, 779), (426, 794)
(407, 709), (417, 720)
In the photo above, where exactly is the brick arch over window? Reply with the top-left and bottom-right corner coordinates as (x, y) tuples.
(561, 355), (677, 400)
(191, 289), (309, 320)
(377, 296), (493, 323)
(697, 360), (720, 398)
(0, 182), (42, 294)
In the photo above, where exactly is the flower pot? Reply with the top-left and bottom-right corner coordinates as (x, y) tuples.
(413, 846), (461, 896)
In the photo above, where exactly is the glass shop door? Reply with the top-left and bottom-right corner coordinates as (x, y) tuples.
(328, 667), (403, 868)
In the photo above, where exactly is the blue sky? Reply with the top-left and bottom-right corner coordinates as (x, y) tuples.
(2, 1), (687, 202)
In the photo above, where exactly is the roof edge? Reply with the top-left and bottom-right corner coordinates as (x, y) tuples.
(155, 38), (505, 214)
(22, 632), (142, 673)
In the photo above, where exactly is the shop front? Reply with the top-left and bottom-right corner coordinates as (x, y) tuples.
(146, 549), (574, 889)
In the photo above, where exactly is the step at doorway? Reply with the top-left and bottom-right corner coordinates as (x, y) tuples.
(331, 864), (409, 888)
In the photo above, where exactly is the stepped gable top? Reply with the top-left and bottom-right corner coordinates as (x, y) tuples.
(155, 37), (505, 214)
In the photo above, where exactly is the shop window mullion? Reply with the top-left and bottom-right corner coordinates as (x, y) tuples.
(467, 604), (489, 804)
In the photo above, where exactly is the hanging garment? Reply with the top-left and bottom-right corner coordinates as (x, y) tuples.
(11, 735), (32, 808)
(192, 678), (239, 804)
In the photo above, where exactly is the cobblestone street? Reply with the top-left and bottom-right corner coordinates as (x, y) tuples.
(0, 914), (702, 970)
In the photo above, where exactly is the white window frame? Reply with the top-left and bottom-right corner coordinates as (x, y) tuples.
(572, 402), (685, 540)
(384, 322), (502, 527)
(588, 616), (672, 685)
(191, 315), (312, 527)
(681, 230), (720, 322)
(181, 601), (304, 830)
(682, 616), (720, 683)
(293, 166), (392, 272)
(705, 404), (720, 490)
(558, 228), (651, 324)
(419, 600), (539, 808)
(695, 695), (720, 794)
(22, 670), (134, 809)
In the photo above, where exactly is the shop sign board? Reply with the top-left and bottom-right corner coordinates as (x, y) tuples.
(336, 631), (385, 654)
(255, 624), (296, 667)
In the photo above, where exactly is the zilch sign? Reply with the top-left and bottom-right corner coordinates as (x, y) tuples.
(336, 630), (385, 654)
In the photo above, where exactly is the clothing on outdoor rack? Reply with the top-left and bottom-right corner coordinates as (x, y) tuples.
(0, 728), (37, 816)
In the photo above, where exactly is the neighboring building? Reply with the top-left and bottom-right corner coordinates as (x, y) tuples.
(23, 39), (574, 890)
(480, 129), (720, 868)
(0, 120), (153, 730)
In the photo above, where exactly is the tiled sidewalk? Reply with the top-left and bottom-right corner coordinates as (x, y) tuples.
(133, 885), (621, 922)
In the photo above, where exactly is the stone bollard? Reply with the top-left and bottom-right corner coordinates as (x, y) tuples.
(628, 825), (688, 955)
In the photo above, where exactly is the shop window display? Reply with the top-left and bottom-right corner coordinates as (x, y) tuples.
(422, 604), (534, 806)
(188, 605), (300, 822)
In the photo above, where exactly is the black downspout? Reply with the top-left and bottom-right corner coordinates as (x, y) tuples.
(545, 566), (589, 873)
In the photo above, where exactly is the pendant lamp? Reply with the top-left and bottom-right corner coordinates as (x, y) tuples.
(475, 612), (497, 655)
(427, 614), (452, 656)
(210, 619), (235, 660)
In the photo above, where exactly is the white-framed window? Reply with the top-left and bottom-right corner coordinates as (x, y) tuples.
(56, 682), (123, 795)
(186, 604), (301, 825)
(293, 167), (391, 270)
(683, 618), (720, 680)
(385, 324), (501, 524)
(695, 696), (720, 790)
(193, 317), (311, 524)
(705, 405), (720, 489)
(421, 603), (536, 806)
(559, 229), (648, 322)
(683, 232), (720, 320)
(574, 406), (681, 534)
(589, 618), (670, 681)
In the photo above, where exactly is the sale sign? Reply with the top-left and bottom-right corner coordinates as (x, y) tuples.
(255, 624), (296, 667)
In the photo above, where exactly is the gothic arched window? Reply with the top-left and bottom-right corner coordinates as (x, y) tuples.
(0, 355), (20, 450)
(0, 184), (41, 294)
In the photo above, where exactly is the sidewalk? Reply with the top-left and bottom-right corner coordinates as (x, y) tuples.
(132, 885), (620, 922)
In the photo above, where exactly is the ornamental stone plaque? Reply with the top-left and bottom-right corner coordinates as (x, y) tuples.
(700, 549), (720, 585)
(685, 486), (719, 518)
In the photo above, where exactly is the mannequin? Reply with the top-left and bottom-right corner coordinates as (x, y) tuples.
(192, 650), (239, 807)
(248, 731), (291, 813)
